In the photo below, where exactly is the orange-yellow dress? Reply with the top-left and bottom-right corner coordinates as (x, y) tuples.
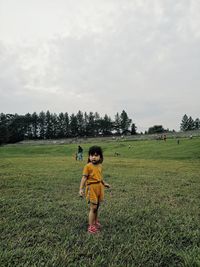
(82, 162), (104, 204)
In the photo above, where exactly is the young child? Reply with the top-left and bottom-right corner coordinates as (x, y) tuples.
(79, 145), (110, 234)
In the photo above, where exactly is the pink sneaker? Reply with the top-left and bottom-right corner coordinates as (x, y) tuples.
(95, 221), (102, 229)
(88, 225), (98, 234)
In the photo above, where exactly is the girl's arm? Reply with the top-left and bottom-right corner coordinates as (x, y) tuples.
(102, 180), (110, 188)
(79, 175), (87, 196)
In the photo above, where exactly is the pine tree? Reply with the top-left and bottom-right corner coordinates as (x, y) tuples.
(64, 112), (70, 138)
(131, 123), (137, 135)
(45, 111), (53, 139)
(94, 112), (100, 136)
(32, 112), (39, 139)
(57, 112), (65, 138)
(114, 112), (121, 135)
(70, 113), (78, 137)
(187, 116), (194, 130)
(83, 112), (89, 136)
(51, 113), (59, 138)
(38, 111), (46, 139)
(87, 112), (95, 137)
(120, 110), (132, 134)
(8, 114), (25, 143)
(180, 114), (189, 131)
(0, 113), (9, 144)
(24, 113), (33, 139)
(99, 114), (113, 136)
(194, 118), (200, 130)
(76, 110), (84, 137)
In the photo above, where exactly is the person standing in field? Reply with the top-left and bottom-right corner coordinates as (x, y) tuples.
(77, 145), (83, 161)
(79, 146), (110, 234)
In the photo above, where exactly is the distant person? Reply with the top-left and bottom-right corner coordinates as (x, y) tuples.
(163, 134), (167, 142)
(177, 139), (180, 145)
(77, 145), (83, 161)
(79, 146), (110, 234)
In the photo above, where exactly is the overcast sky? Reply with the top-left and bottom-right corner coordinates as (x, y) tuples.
(0, 0), (199, 132)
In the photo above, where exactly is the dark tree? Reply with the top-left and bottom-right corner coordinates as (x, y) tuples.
(70, 113), (78, 137)
(64, 112), (70, 138)
(76, 110), (84, 137)
(32, 112), (39, 139)
(180, 114), (188, 131)
(0, 113), (9, 144)
(51, 113), (59, 138)
(99, 114), (113, 136)
(148, 125), (165, 134)
(45, 111), (53, 139)
(120, 110), (132, 133)
(194, 118), (200, 130)
(24, 113), (33, 139)
(8, 114), (25, 143)
(114, 112), (121, 135)
(187, 116), (195, 130)
(83, 112), (89, 136)
(94, 112), (101, 136)
(57, 112), (65, 138)
(180, 114), (195, 131)
(38, 111), (46, 139)
(131, 123), (137, 135)
(87, 112), (95, 137)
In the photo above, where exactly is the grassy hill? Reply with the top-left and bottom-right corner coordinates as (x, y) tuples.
(0, 138), (200, 266)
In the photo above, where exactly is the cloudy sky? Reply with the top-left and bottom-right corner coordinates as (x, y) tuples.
(0, 0), (199, 132)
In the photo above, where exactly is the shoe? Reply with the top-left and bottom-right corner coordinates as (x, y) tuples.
(95, 221), (102, 229)
(88, 225), (98, 234)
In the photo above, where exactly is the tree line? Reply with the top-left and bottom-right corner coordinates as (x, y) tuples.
(0, 110), (137, 145)
(145, 114), (200, 135)
(1, 111), (199, 145)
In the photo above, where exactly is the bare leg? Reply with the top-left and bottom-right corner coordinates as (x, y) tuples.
(89, 203), (98, 225)
(94, 203), (99, 223)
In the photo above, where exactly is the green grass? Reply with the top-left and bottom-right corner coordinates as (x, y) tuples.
(0, 138), (200, 266)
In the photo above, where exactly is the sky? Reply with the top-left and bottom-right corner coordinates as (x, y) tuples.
(0, 0), (200, 132)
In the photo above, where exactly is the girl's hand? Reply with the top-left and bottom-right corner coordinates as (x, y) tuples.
(104, 183), (110, 188)
(79, 188), (84, 197)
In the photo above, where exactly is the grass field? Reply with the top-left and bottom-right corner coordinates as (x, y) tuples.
(0, 138), (200, 266)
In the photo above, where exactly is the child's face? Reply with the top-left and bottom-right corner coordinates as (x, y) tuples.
(89, 153), (100, 164)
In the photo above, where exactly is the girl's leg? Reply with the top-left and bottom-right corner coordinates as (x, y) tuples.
(94, 203), (99, 223)
(88, 203), (98, 225)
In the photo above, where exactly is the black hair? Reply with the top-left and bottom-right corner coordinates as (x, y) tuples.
(87, 145), (103, 163)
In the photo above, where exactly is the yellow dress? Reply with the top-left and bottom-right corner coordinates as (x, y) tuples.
(82, 162), (104, 204)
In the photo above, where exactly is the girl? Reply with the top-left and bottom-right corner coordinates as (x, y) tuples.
(79, 145), (110, 234)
